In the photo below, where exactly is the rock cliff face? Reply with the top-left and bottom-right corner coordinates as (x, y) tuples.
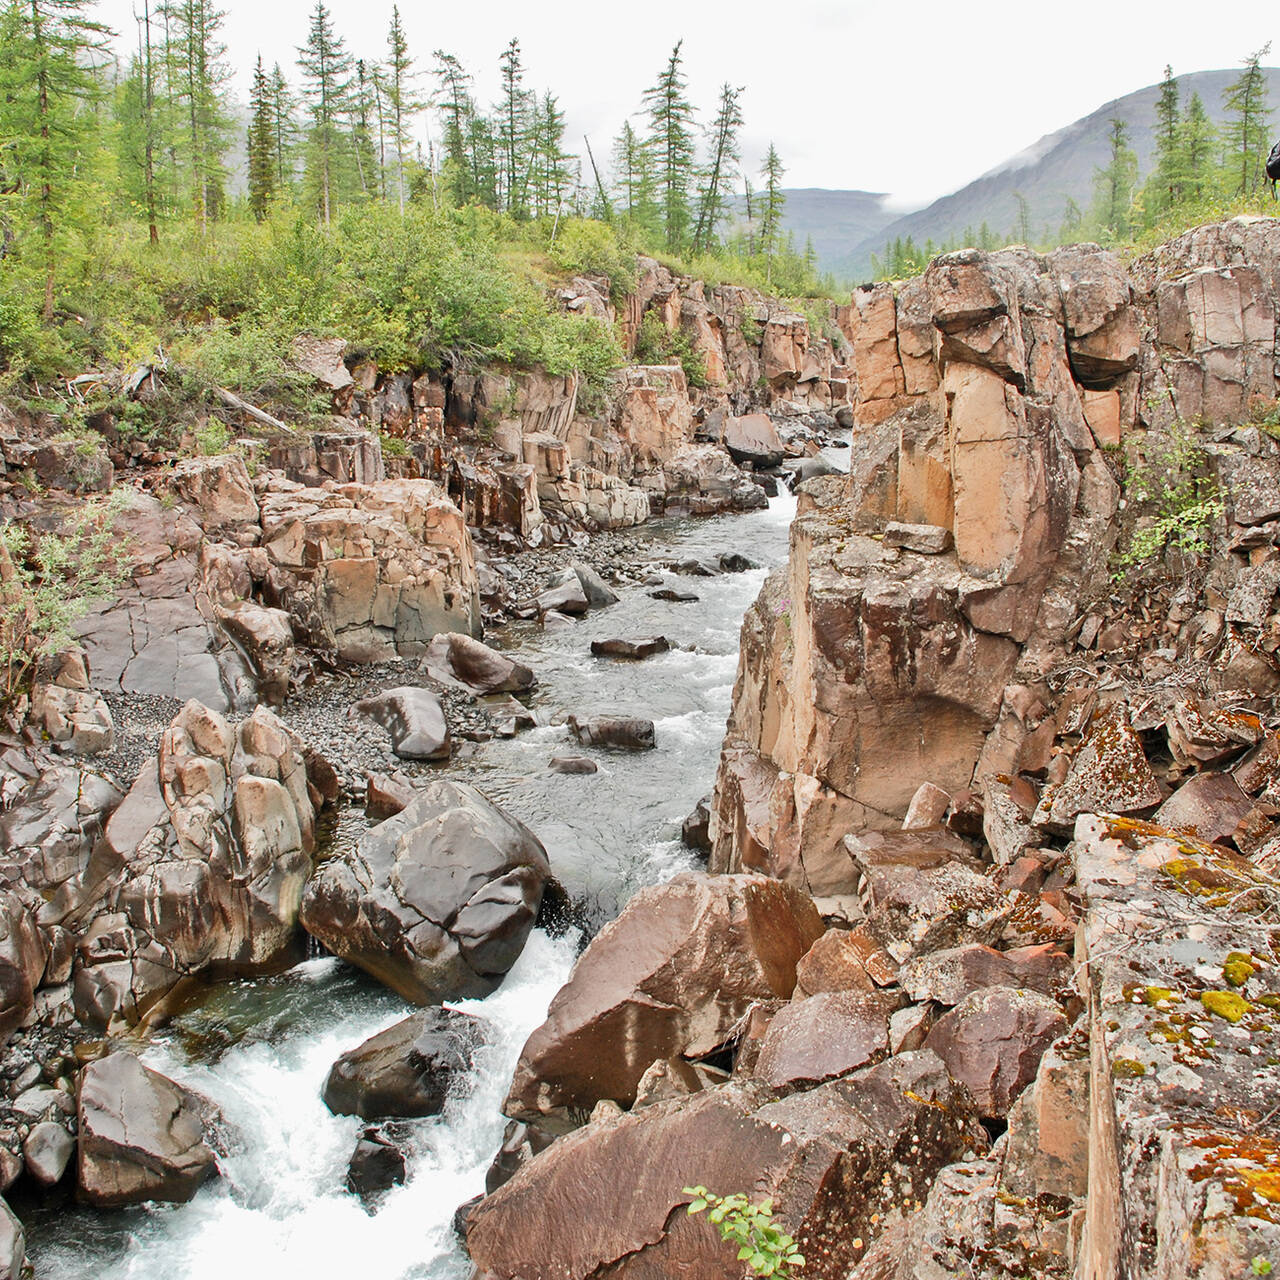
(710, 218), (1280, 893)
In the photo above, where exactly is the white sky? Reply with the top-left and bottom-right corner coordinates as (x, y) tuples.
(93, 0), (1279, 208)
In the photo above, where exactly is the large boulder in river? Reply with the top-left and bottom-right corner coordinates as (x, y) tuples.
(568, 716), (656, 751)
(323, 1007), (484, 1118)
(470, 1051), (985, 1280)
(504, 873), (824, 1128)
(422, 632), (535, 694)
(77, 1052), (218, 1208)
(0, 1197), (25, 1280)
(300, 781), (551, 1005)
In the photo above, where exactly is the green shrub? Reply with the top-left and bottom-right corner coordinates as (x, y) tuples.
(632, 312), (708, 388)
(1113, 424), (1224, 574)
(0, 492), (131, 700)
(683, 1186), (805, 1278)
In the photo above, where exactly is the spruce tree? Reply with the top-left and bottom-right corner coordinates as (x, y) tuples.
(759, 143), (786, 279)
(268, 62), (298, 192)
(1176, 90), (1216, 201)
(432, 50), (476, 206)
(0, 0), (112, 319)
(246, 53), (275, 220)
(643, 41), (696, 253)
(297, 0), (353, 224)
(162, 0), (230, 232)
(611, 118), (658, 237)
(692, 82), (743, 254)
(497, 37), (531, 217)
(1148, 64), (1180, 212)
(1221, 43), (1272, 195)
(383, 6), (421, 214)
(350, 59), (377, 197)
(1091, 117), (1137, 239)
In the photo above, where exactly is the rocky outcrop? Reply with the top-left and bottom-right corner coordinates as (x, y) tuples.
(76, 1051), (218, 1208)
(504, 873), (823, 1128)
(469, 1051), (986, 1280)
(64, 699), (323, 1031)
(299, 781), (550, 1004)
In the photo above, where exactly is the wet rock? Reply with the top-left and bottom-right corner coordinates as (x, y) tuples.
(567, 716), (655, 752)
(300, 781), (551, 1005)
(567, 564), (619, 609)
(473, 1052), (985, 1280)
(77, 1052), (218, 1208)
(0, 1197), (24, 1280)
(355, 687), (451, 761)
(680, 795), (711, 854)
(422, 632), (535, 695)
(718, 552), (758, 573)
(484, 1119), (557, 1195)
(589, 637), (670, 660)
(754, 989), (899, 1087)
(505, 873), (823, 1127)
(924, 986), (1067, 1118)
(23, 1120), (74, 1186)
(548, 756), (598, 775)
(534, 579), (589, 616)
(649, 587), (699, 602)
(346, 1125), (406, 1200)
(323, 1007), (484, 1119)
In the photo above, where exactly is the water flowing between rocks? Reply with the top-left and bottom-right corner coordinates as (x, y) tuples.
(28, 484), (814, 1279)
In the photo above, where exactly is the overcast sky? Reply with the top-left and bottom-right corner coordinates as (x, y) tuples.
(93, 0), (1278, 208)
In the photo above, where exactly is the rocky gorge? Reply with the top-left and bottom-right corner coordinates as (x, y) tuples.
(0, 221), (1279, 1280)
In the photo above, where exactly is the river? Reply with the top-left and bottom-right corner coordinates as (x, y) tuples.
(26, 480), (812, 1279)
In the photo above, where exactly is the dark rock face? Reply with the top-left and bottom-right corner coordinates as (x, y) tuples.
(681, 795), (712, 853)
(723, 413), (785, 468)
(548, 756), (598, 775)
(346, 1126), (407, 1200)
(300, 781), (551, 1004)
(471, 1052), (985, 1280)
(323, 1007), (483, 1119)
(568, 717), (656, 752)
(753, 989), (900, 1088)
(422, 632), (536, 694)
(504, 873), (824, 1127)
(76, 1052), (218, 1208)
(589, 637), (671, 660)
(355, 687), (451, 761)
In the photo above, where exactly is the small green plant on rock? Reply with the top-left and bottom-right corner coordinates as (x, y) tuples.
(683, 1186), (805, 1277)
(1113, 424), (1223, 576)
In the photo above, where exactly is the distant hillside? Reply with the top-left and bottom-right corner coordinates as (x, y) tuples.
(769, 188), (899, 279)
(826, 66), (1280, 281)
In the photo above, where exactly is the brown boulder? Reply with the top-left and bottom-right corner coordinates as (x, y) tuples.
(355, 687), (451, 761)
(300, 780), (550, 1004)
(471, 1051), (985, 1280)
(722, 413), (784, 469)
(753, 989), (899, 1087)
(504, 873), (823, 1127)
(924, 986), (1067, 1118)
(77, 1052), (218, 1208)
(899, 942), (1072, 1007)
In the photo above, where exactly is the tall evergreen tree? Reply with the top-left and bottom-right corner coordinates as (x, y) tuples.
(528, 91), (572, 218)
(1091, 117), (1137, 239)
(1221, 43), (1272, 195)
(246, 53), (274, 220)
(0, 0), (112, 318)
(642, 40), (696, 252)
(692, 82), (742, 254)
(162, 0), (230, 232)
(130, 1), (160, 242)
(611, 118), (657, 236)
(431, 49), (476, 206)
(759, 143), (786, 279)
(1176, 90), (1216, 201)
(496, 37), (531, 217)
(350, 58), (377, 197)
(1148, 64), (1181, 212)
(268, 62), (298, 192)
(296, 0), (353, 224)
(383, 6), (420, 214)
